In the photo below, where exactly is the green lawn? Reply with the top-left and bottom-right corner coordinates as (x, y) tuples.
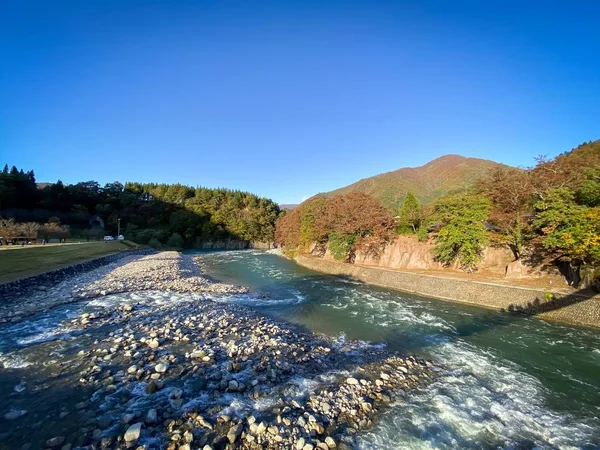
(0, 241), (135, 284)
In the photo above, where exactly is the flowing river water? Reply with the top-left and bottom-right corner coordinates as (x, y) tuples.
(197, 250), (600, 449)
(0, 249), (599, 449)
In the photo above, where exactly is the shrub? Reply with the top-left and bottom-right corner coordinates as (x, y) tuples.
(328, 232), (355, 261)
(167, 232), (184, 248)
(148, 238), (162, 249)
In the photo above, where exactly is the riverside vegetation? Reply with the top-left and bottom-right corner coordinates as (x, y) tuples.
(2, 140), (598, 285)
(0, 166), (280, 248)
(276, 140), (600, 287)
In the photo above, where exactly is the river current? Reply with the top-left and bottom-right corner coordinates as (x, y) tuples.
(197, 250), (600, 450)
(0, 249), (599, 449)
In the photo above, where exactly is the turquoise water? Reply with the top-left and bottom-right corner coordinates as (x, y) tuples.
(196, 249), (600, 449)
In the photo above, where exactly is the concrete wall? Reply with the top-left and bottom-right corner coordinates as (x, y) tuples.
(295, 255), (600, 329)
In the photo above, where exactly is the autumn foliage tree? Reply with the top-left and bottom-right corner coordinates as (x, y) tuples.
(275, 192), (395, 262)
(478, 166), (533, 259)
(0, 218), (20, 244)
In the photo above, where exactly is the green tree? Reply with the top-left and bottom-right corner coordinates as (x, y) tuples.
(432, 194), (490, 271)
(328, 231), (356, 261)
(397, 192), (421, 234)
(167, 232), (185, 248)
(534, 188), (600, 266)
(577, 167), (600, 207)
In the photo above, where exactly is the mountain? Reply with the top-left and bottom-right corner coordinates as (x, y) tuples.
(315, 154), (507, 209)
(279, 204), (298, 211)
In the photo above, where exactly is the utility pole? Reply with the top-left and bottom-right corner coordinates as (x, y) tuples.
(117, 217), (121, 237)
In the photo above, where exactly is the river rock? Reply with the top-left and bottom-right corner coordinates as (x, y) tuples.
(124, 422), (143, 442)
(146, 380), (158, 394)
(45, 437), (65, 448)
(145, 408), (158, 424)
(155, 362), (169, 373)
(4, 409), (27, 420)
(325, 436), (337, 448)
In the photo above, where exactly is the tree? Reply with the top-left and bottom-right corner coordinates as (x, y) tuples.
(167, 232), (184, 248)
(275, 192), (395, 261)
(0, 218), (20, 244)
(432, 194), (490, 271)
(397, 192), (421, 234)
(478, 166), (533, 259)
(577, 167), (600, 207)
(20, 222), (40, 241)
(534, 188), (600, 267)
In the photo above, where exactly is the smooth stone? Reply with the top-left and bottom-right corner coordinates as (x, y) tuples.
(124, 422), (143, 442)
(346, 378), (359, 385)
(325, 436), (337, 448)
(146, 381), (158, 394)
(4, 409), (27, 420)
(46, 437), (65, 448)
(145, 409), (158, 424)
(155, 363), (169, 373)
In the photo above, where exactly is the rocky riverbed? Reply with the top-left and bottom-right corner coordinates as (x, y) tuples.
(0, 252), (246, 325)
(0, 252), (434, 450)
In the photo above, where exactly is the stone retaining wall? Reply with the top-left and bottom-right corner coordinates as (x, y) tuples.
(295, 255), (600, 329)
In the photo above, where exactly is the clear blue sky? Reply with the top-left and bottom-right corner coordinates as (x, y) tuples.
(1, 1), (599, 204)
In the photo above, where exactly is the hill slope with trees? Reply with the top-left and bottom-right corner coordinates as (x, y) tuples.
(278, 140), (600, 288)
(315, 154), (506, 209)
(0, 165), (281, 248)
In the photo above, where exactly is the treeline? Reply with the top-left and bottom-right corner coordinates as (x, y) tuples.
(276, 140), (600, 285)
(0, 165), (281, 248)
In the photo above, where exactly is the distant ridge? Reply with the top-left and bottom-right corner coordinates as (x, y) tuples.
(314, 154), (507, 209)
(279, 204), (298, 211)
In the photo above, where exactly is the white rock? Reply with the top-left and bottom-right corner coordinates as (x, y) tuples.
(124, 422), (142, 442)
(155, 362), (169, 373)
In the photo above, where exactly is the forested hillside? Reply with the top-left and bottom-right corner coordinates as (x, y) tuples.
(316, 154), (505, 208)
(0, 165), (280, 248)
(277, 140), (600, 287)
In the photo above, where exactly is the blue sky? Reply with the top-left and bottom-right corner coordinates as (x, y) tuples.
(1, 0), (599, 204)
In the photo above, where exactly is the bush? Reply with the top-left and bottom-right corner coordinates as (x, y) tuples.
(148, 238), (162, 249)
(167, 232), (184, 248)
(328, 232), (355, 261)
(417, 225), (428, 242)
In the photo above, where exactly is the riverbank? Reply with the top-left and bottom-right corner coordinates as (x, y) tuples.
(293, 255), (600, 329)
(0, 251), (247, 325)
(0, 251), (434, 450)
(0, 241), (142, 284)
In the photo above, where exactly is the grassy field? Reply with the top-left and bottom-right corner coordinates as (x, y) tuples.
(0, 241), (137, 284)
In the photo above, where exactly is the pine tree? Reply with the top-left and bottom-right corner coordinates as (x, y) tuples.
(398, 192), (421, 233)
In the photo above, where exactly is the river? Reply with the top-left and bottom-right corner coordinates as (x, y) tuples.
(1, 249), (599, 449)
(197, 250), (600, 449)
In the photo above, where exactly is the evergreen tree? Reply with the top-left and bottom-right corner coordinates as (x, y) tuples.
(398, 192), (421, 234)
